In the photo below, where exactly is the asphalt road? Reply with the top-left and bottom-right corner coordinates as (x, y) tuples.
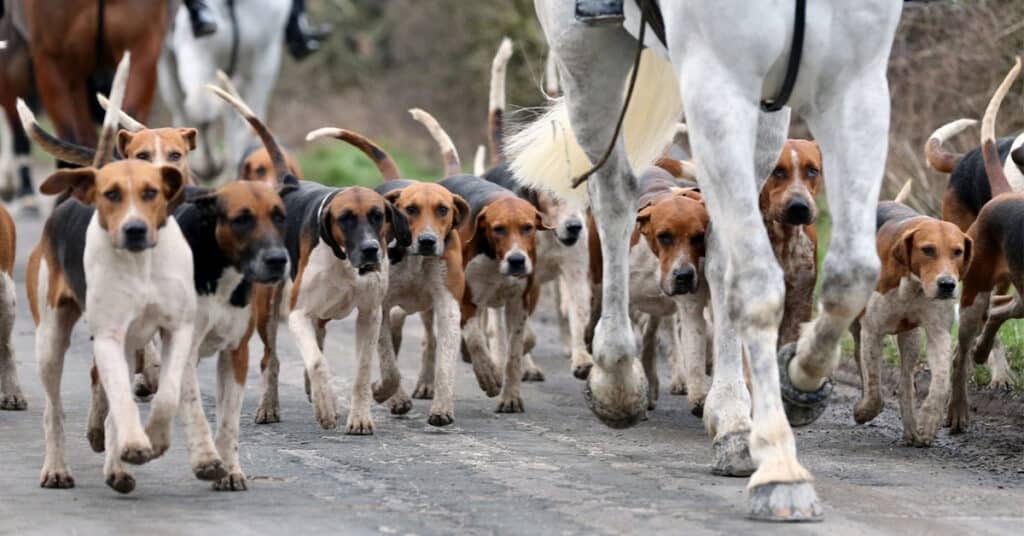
(0, 208), (1022, 535)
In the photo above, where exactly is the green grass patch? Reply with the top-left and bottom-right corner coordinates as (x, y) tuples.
(297, 143), (441, 188)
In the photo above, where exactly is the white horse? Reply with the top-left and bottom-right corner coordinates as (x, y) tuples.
(508, 0), (901, 521)
(158, 0), (291, 180)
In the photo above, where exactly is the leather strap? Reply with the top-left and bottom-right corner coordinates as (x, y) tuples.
(317, 190), (347, 260)
(761, 0), (806, 113)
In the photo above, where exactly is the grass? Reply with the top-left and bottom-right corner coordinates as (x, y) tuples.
(297, 143), (441, 188)
(814, 196), (1024, 393)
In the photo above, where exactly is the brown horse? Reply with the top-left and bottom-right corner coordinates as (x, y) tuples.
(0, 5), (35, 199)
(22, 0), (171, 153)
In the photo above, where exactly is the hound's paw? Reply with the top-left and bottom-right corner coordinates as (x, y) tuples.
(144, 423), (172, 458)
(946, 397), (970, 435)
(39, 469), (75, 489)
(132, 374), (155, 402)
(254, 400), (281, 424)
(86, 426), (106, 453)
(669, 377), (687, 396)
(0, 392), (27, 410)
(345, 413), (375, 435)
(411, 382), (434, 399)
(987, 369), (1016, 391)
(474, 367), (502, 398)
(748, 481), (823, 522)
(711, 431), (755, 477)
(387, 393), (413, 415)
(427, 411), (454, 427)
(853, 397), (883, 424)
(120, 444), (155, 465)
(572, 362), (592, 380)
(495, 395), (524, 413)
(521, 367), (545, 382)
(688, 398), (705, 418)
(213, 472), (249, 491)
(193, 458), (229, 481)
(105, 471), (136, 494)
(311, 384), (339, 429)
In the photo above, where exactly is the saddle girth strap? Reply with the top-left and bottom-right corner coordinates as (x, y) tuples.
(760, 0), (807, 113)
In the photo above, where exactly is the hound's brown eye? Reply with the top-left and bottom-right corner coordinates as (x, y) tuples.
(691, 233), (705, 246)
(232, 213), (254, 231)
(141, 187), (158, 201)
(272, 209), (286, 225)
(521, 224), (534, 235)
(136, 152), (151, 161)
(492, 225), (507, 236)
(952, 248), (963, 257)
(657, 232), (673, 246)
(806, 167), (819, 178)
(103, 189), (121, 202)
(436, 206), (449, 218)
(168, 151), (182, 162)
(921, 246), (936, 258)
(406, 205), (419, 216)
(772, 167), (786, 179)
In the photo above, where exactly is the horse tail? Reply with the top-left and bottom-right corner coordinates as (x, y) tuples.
(409, 108), (461, 177)
(488, 37), (513, 165)
(206, 84), (294, 185)
(16, 99), (95, 166)
(981, 56), (1021, 197)
(93, 51), (130, 168)
(305, 128), (401, 181)
(506, 49), (681, 207)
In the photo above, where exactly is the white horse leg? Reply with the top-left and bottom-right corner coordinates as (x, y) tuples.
(787, 70), (889, 423)
(548, 19), (649, 427)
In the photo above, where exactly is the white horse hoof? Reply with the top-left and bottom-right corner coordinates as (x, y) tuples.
(748, 481), (823, 522)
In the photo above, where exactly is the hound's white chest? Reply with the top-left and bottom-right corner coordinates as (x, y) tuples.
(864, 279), (954, 334)
(465, 255), (526, 308)
(83, 217), (196, 350)
(293, 243), (388, 319)
(195, 268), (251, 357)
(534, 233), (582, 284)
(387, 255), (445, 312)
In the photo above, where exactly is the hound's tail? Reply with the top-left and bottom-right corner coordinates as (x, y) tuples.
(473, 145), (486, 176)
(981, 56), (1021, 197)
(893, 179), (912, 204)
(206, 84), (294, 185)
(409, 108), (461, 177)
(16, 99), (95, 166)
(654, 157), (698, 182)
(506, 49), (681, 207)
(93, 52), (131, 168)
(488, 37), (513, 165)
(924, 119), (977, 174)
(305, 128), (401, 181)
(96, 93), (147, 133)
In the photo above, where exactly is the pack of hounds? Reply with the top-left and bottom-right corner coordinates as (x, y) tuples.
(0, 31), (1023, 511)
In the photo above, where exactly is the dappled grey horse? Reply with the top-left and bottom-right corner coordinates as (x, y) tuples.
(508, 0), (901, 521)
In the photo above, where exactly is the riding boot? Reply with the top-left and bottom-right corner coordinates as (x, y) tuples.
(185, 0), (218, 38)
(285, 0), (331, 61)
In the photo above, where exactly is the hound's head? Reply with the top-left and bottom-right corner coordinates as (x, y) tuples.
(469, 196), (552, 278)
(532, 189), (586, 247)
(240, 147), (302, 185)
(118, 127), (197, 181)
(321, 186), (410, 274)
(40, 160), (185, 251)
(191, 181), (290, 284)
(761, 139), (821, 226)
(893, 220), (971, 300)
(384, 182), (469, 257)
(632, 188), (709, 296)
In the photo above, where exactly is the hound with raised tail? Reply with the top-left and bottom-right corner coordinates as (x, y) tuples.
(306, 115), (469, 427)
(851, 181), (971, 446)
(27, 55), (196, 493)
(481, 38), (594, 382)
(948, 57), (1024, 434)
(506, 0), (902, 520)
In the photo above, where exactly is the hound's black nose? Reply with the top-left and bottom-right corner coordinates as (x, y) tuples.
(122, 220), (150, 251)
(263, 249), (289, 272)
(783, 199), (813, 226)
(561, 220), (584, 246)
(417, 234), (438, 254)
(506, 252), (527, 275)
(671, 266), (696, 294)
(361, 241), (380, 260)
(936, 277), (957, 298)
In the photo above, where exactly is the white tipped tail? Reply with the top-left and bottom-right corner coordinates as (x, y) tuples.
(893, 179), (912, 204)
(409, 108), (461, 177)
(473, 145), (486, 176)
(96, 93), (147, 132)
(507, 49), (682, 207)
(923, 118), (977, 173)
(93, 52), (131, 168)
(981, 56), (1021, 197)
(489, 37), (514, 164)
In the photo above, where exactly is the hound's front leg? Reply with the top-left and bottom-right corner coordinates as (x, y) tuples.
(561, 259), (594, 380)
(37, 305), (80, 488)
(914, 323), (951, 447)
(412, 310), (436, 399)
(948, 293), (988, 434)
(102, 413), (134, 493)
(895, 328), (922, 444)
(463, 311), (502, 397)
(639, 314), (660, 411)
(93, 331), (152, 465)
(146, 323), (195, 458)
(0, 271), (26, 410)
(374, 306), (410, 414)
(347, 306), (381, 435)
(429, 294), (461, 426)
(213, 346), (249, 490)
(497, 300), (528, 413)
(289, 310), (338, 429)
(179, 349), (228, 481)
(853, 318), (885, 424)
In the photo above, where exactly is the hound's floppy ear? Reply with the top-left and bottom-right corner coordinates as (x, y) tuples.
(961, 234), (973, 272)
(632, 205), (653, 248)
(674, 187), (704, 204)
(189, 189), (220, 225)
(116, 130), (134, 158)
(383, 189), (404, 206)
(159, 166), (186, 210)
(891, 226), (918, 267)
(277, 179), (299, 198)
(535, 207), (555, 232)
(318, 197), (347, 260)
(40, 168), (97, 203)
(177, 128), (198, 151)
(386, 200), (412, 249)
(467, 206), (495, 258)
(451, 194), (470, 229)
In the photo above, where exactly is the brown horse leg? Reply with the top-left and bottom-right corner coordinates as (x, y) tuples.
(120, 33), (164, 123)
(32, 54), (96, 159)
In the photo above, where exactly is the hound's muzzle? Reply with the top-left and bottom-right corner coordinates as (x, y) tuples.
(782, 198), (814, 226)
(248, 247), (289, 284)
(120, 219), (153, 252)
(415, 232), (442, 256)
(558, 218), (584, 246)
(354, 239), (382, 274)
(934, 276), (958, 300)
(502, 251), (531, 278)
(665, 265), (698, 296)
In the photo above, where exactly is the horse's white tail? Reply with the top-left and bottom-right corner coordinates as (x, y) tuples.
(506, 49), (681, 206)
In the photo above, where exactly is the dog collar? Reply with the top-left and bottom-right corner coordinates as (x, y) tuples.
(317, 189), (348, 261)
